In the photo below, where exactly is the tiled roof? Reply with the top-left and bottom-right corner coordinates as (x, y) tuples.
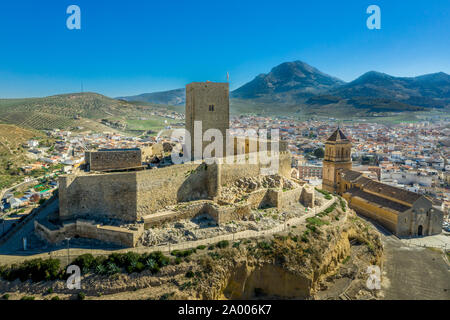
(345, 188), (410, 213)
(341, 169), (363, 181)
(362, 180), (421, 205)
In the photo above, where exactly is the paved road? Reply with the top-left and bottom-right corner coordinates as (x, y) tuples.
(352, 214), (449, 300)
(0, 197), (58, 254)
(0, 175), (47, 219)
(381, 233), (450, 300)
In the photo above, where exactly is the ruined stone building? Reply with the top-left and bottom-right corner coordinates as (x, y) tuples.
(322, 128), (443, 237)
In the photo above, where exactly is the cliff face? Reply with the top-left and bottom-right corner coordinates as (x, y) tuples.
(192, 209), (383, 300)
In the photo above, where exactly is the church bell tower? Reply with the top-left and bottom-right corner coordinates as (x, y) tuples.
(322, 127), (352, 193)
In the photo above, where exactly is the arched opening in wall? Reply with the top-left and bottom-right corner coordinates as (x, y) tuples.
(418, 225), (423, 236)
(192, 211), (217, 228)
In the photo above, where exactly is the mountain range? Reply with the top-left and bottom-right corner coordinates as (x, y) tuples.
(118, 88), (186, 106)
(118, 60), (450, 113)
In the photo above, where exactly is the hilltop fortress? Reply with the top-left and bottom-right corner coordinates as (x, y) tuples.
(35, 82), (314, 247)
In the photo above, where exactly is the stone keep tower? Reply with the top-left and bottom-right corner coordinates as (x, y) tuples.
(322, 128), (352, 193)
(185, 82), (230, 160)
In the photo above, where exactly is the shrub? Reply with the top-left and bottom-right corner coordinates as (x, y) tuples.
(159, 292), (174, 300)
(315, 188), (332, 200)
(306, 223), (317, 233)
(171, 249), (195, 258)
(21, 296), (35, 300)
(46, 288), (53, 294)
(207, 252), (221, 260)
(71, 254), (96, 274)
(339, 197), (347, 212)
(145, 258), (159, 274)
(185, 271), (194, 278)
(77, 292), (86, 300)
(88, 251), (170, 276)
(2, 294), (10, 300)
(2, 258), (61, 282)
(180, 281), (192, 291)
(126, 261), (145, 274)
(51, 296), (60, 300)
(196, 245), (206, 250)
(216, 240), (229, 249)
(306, 217), (329, 227)
(95, 264), (107, 275)
(257, 241), (272, 250)
(144, 251), (169, 268)
(106, 262), (121, 275)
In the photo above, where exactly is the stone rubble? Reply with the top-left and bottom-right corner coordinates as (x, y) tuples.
(140, 203), (306, 247)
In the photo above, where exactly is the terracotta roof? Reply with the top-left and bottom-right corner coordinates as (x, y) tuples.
(327, 128), (348, 142)
(341, 169), (363, 181)
(362, 180), (421, 205)
(345, 188), (410, 213)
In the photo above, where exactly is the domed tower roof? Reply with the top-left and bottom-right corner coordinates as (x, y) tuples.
(327, 127), (348, 142)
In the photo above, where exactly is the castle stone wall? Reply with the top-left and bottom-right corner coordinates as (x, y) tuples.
(85, 149), (142, 171)
(34, 219), (143, 247)
(58, 153), (292, 223)
(59, 172), (138, 222)
(136, 163), (211, 218)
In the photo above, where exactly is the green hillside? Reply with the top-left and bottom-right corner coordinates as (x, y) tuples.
(0, 93), (138, 130)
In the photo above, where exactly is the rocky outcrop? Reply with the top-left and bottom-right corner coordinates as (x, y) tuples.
(190, 209), (383, 300)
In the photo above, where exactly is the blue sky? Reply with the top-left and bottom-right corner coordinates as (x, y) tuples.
(0, 0), (449, 98)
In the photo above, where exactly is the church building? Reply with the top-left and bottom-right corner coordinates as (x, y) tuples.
(322, 128), (443, 237)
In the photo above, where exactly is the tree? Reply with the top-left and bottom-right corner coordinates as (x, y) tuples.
(314, 148), (324, 159)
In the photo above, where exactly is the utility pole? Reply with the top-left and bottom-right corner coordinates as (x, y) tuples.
(65, 237), (71, 265)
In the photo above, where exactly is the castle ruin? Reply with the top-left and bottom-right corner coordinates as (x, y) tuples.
(34, 81), (314, 247)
